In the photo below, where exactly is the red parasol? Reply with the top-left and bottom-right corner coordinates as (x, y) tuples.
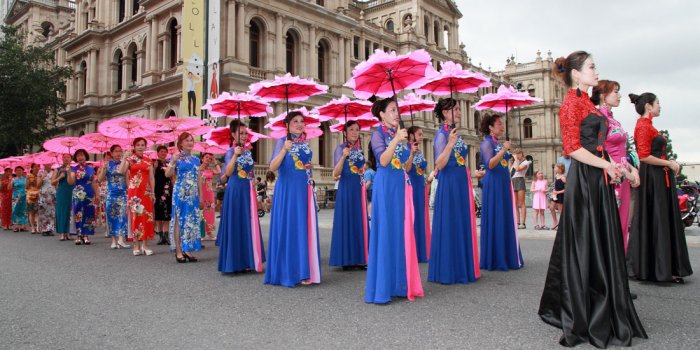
(398, 93), (437, 126)
(474, 85), (543, 140)
(416, 61), (491, 96)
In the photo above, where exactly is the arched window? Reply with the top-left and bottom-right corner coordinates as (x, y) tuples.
(433, 21), (440, 45)
(527, 84), (536, 97)
(473, 110), (480, 130)
(249, 20), (261, 67)
(165, 109), (177, 118)
(79, 61), (87, 99)
(353, 36), (359, 59)
(285, 30), (298, 75)
(127, 43), (138, 87)
(443, 25), (450, 50)
(113, 50), (123, 92)
(118, 0), (126, 22)
(385, 19), (394, 32)
(133, 0), (140, 15)
(523, 118), (533, 139)
(41, 22), (53, 38)
(317, 40), (329, 83)
(169, 19), (178, 68)
(423, 18), (429, 38)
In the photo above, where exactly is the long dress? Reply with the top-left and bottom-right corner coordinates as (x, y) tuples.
(38, 170), (56, 232)
(329, 143), (369, 267)
(201, 168), (216, 236)
(428, 126), (480, 283)
(71, 164), (96, 236)
(407, 150), (431, 263)
(627, 117), (692, 282)
(55, 167), (74, 234)
(153, 159), (172, 222)
(538, 89), (646, 348)
(127, 155), (154, 241)
(106, 160), (128, 237)
(12, 177), (28, 226)
(480, 135), (523, 271)
(264, 135), (321, 287)
(169, 153), (202, 252)
(366, 125), (423, 303)
(600, 107), (633, 252)
(217, 148), (265, 273)
(96, 177), (107, 228)
(1, 176), (13, 228)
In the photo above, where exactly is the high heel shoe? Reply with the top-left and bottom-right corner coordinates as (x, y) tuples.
(117, 241), (131, 249)
(175, 255), (187, 263)
(184, 253), (198, 262)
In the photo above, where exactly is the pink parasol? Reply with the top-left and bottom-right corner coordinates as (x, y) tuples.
(193, 142), (228, 155)
(144, 132), (178, 145)
(474, 85), (543, 140)
(98, 117), (155, 141)
(146, 116), (205, 133)
(249, 73), (328, 114)
(330, 117), (380, 132)
(204, 126), (270, 147)
(314, 95), (373, 144)
(344, 49), (438, 103)
(415, 61), (491, 96)
(29, 151), (61, 165)
(79, 133), (130, 153)
(202, 92), (272, 119)
(181, 125), (214, 137)
(398, 93), (437, 125)
(144, 147), (175, 160)
(0, 156), (29, 169)
(43, 136), (82, 154)
(264, 107), (328, 129)
(268, 126), (323, 140)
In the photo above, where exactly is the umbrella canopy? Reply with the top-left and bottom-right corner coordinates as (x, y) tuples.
(416, 61), (491, 96)
(193, 142), (228, 155)
(202, 92), (272, 119)
(146, 116), (206, 133)
(313, 95), (373, 121)
(30, 151), (61, 165)
(264, 107), (328, 129)
(329, 118), (380, 132)
(181, 125), (214, 137)
(144, 132), (178, 145)
(398, 93), (437, 116)
(79, 133), (130, 153)
(474, 85), (543, 140)
(98, 117), (155, 140)
(43, 136), (82, 154)
(344, 49), (438, 100)
(204, 126), (270, 147)
(0, 156), (29, 169)
(250, 73), (328, 103)
(268, 126), (323, 140)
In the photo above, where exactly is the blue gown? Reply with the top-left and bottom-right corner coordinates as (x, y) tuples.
(71, 164), (96, 236)
(106, 160), (127, 237)
(170, 153), (202, 253)
(217, 148), (266, 273)
(428, 126), (479, 284)
(11, 177), (27, 225)
(55, 167), (74, 234)
(479, 136), (523, 270)
(329, 144), (368, 267)
(407, 151), (430, 263)
(365, 125), (423, 304)
(264, 136), (321, 287)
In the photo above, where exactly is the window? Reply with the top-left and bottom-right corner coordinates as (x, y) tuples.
(353, 36), (359, 59)
(169, 19), (178, 68)
(528, 85), (536, 97)
(364, 40), (371, 59)
(523, 118), (533, 139)
(118, 0), (125, 22)
(317, 40), (329, 83)
(249, 20), (261, 67)
(473, 110), (480, 130)
(41, 22), (53, 38)
(316, 0), (324, 5)
(133, 0), (139, 15)
(385, 19), (394, 32)
(79, 61), (87, 98)
(165, 109), (177, 117)
(114, 50), (124, 92)
(129, 44), (138, 86)
(285, 31), (297, 75)
(433, 21), (439, 45)
(443, 25), (450, 50)
(423, 18), (429, 38)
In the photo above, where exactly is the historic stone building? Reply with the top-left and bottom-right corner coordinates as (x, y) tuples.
(5, 0), (571, 183)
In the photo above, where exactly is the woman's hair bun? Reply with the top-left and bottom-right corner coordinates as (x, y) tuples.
(628, 93), (640, 104)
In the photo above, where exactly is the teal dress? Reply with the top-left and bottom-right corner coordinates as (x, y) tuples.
(55, 167), (74, 234)
(12, 177), (28, 225)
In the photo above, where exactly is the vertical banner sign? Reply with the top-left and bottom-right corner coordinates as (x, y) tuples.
(181, 0), (206, 117)
(207, 0), (220, 102)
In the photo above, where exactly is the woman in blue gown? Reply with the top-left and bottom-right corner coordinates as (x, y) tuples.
(98, 144), (130, 249)
(406, 126), (430, 263)
(68, 149), (98, 245)
(265, 109), (321, 287)
(366, 98), (423, 304)
(217, 120), (265, 273)
(428, 98), (480, 284)
(165, 132), (202, 262)
(479, 115), (523, 271)
(329, 120), (368, 269)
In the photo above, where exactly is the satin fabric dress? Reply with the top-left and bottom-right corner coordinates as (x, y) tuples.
(201, 168), (216, 236)
(627, 117), (692, 282)
(127, 155), (155, 241)
(428, 125), (480, 283)
(54, 167), (74, 234)
(538, 89), (646, 348)
(106, 160), (128, 237)
(329, 143), (369, 267)
(71, 165), (95, 235)
(169, 153), (202, 253)
(0, 176), (13, 228)
(12, 177), (28, 226)
(407, 150), (431, 263)
(365, 125), (423, 303)
(479, 135), (523, 271)
(38, 170), (56, 232)
(264, 135), (321, 287)
(217, 147), (265, 273)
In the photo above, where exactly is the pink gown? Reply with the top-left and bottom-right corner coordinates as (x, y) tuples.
(600, 107), (631, 252)
(201, 169), (216, 236)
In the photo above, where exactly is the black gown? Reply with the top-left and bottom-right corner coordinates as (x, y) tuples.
(153, 159), (172, 221)
(538, 90), (647, 348)
(627, 119), (692, 281)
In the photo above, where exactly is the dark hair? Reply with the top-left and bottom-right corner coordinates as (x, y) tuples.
(629, 92), (657, 115)
(132, 137), (147, 148)
(201, 152), (213, 159)
(407, 125), (422, 142)
(366, 141), (377, 171)
(15, 166), (24, 171)
(590, 80), (620, 106)
(285, 111), (304, 127)
(265, 170), (276, 182)
(553, 51), (591, 87)
(109, 144), (122, 153)
(229, 119), (247, 145)
(256, 177), (261, 182)
(176, 132), (193, 151)
(156, 145), (168, 153)
(479, 114), (501, 136)
(73, 148), (88, 162)
(434, 98), (458, 123)
(102, 151), (112, 158)
(371, 98), (395, 121)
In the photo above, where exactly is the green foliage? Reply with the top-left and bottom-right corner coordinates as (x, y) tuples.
(0, 25), (73, 158)
(659, 129), (686, 182)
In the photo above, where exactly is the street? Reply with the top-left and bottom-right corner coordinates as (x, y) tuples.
(1, 209), (699, 349)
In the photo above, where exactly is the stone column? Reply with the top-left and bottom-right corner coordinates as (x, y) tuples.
(236, 1), (245, 60)
(275, 13), (284, 72)
(65, 60), (74, 107)
(136, 50), (144, 85)
(358, 35), (365, 59)
(149, 16), (158, 73)
(344, 36), (351, 82)
(309, 25), (316, 78)
(337, 36), (345, 85)
(125, 0), (132, 21)
(88, 49), (98, 95)
(426, 13), (433, 45)
(122, 55), (131, 90)
(162, 37), (170, 70)
(176, 26), (182, 63)
(226, 0), (236, 58)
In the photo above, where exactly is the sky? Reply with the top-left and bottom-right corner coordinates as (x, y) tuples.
(455, 0), (700, 162)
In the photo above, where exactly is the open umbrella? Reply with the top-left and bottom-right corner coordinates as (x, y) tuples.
(416, 61), (491, 96)
(474, 85), (543, 140)
(398, 93), (437, 126)
(144, 132), (178, 146)
(43, 136), (82, 154)
(98, 117), (155, 147)
(0, 156), (28, 169)
(79, 133), (130, 153)
(192, 142), (228, 155)
(268, 126), (323, 140)
(329, 117), (380, 132)
(204, 127), (270, 148)
(181, 125), (214, 137)
(30, 151), (61, 165)
(202, 92), (271, 146)
(314, 95), (373, 144)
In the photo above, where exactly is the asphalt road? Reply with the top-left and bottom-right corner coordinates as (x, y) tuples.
(1, 210), (699, 349)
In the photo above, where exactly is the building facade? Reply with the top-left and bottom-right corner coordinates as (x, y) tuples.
(5, 0), (565, 183)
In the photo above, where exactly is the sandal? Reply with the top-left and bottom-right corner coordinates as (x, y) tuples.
(534, 225), (541, 230)
(133, 249), (143, 256)
(176, 255), (187, 263)
(75, 237), (83, 245)
(82, 238), (91, 245)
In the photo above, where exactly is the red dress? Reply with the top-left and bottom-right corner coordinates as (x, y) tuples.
(0, 177), (12, 228)
(127, 155), (155, 241)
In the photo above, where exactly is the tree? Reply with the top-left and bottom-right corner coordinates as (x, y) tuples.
(0, 25), (73, 158)
(659, 129), (687, 182)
